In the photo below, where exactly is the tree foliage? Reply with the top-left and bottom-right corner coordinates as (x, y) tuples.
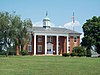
(81, 16), (100, 54)
(0, 11), (32, 55)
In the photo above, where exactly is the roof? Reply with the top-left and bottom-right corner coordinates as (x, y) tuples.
(27, 27), (81, 35)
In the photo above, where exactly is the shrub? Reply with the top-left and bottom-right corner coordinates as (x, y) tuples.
(72, 46), (86, 57)
(86, 54), (91, 57)
(62, 53), (70, 57)
(21, 50), (28, 56)
(1, 50), (8, 57)
(70, 52), (76, 57)
(77, 53), (82, 57)
(86, 49), (91, 57)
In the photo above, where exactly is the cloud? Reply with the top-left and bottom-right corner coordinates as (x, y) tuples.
(58, 25), (64, 28)
(63, 20), (80, 29)
(32, 21), (43, 27)
(32, 21), (55, 27)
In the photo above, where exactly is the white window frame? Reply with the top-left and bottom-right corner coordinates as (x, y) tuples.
(47, 36), (53, 42)
(38, 36), (42, 42)
(28, 45), (32, 52)
(38, 45), (42, 52)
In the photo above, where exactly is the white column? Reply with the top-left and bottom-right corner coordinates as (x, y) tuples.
(45, 35), (47, 55)
(34, 33), (36, 55)
(67, 34), (69, 53)
(56, 35), (59, 55)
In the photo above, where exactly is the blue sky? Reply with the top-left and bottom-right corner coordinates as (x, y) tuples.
(0, 0), (100, 33)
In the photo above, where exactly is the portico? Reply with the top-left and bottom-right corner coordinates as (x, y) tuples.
(33, 33), (68, 55)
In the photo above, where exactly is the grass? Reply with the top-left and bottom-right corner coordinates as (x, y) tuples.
(0, 56), (100, 75)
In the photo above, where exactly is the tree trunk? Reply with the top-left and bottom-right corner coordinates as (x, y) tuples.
(16, 45), (19, 55)
(23, 43), (27, 50)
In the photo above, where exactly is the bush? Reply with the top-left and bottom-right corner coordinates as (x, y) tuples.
(62, 53), (70, 57)
(77, 54), (82, 57)
(86, 54), (91, 57)
(9, 51), (16, 55)
(20, 50), (28, 56)
(8, 49), (16, 55)
(72, 46), (86, 57)
(1, 50), (9, 57)
(70, 52), (76, 57)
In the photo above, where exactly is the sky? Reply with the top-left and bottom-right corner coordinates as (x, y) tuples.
(0, 0), (100, 37)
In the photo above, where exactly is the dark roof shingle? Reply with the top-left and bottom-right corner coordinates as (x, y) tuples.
(27, 27), (81, 35)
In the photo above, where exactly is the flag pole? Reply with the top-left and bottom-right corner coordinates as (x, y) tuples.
(72, 12), (75, 34)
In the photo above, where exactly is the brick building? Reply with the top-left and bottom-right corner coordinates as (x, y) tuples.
(16, 13), (81, 55)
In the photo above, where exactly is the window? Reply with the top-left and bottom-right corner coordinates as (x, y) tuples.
(68, 37), (70, 42)
(74, 37), (77, 42)
(38, 45), (42, 52)
(38, 36), (42, 42)
(68, 46), (70, 51)
(77, 36), (80, 38)
(47, 36), (53, 42)
(28, 45), (32, 52)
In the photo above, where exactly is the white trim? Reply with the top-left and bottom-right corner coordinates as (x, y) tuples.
(45, 35), (47, 55)
(34, 33), (36, 55)
(28, 45), (32, 52)
(33, 32), (68, 36)
(56, 35), (59, 55)
(38, 45), (42, 52)
(38, 36), (42, 42)
(47, 36), (53, 43)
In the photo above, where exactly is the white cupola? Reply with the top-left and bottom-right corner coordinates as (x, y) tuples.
(43, 11), (51, 29)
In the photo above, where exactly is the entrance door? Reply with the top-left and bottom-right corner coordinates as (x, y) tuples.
(47, 43), (53, 54)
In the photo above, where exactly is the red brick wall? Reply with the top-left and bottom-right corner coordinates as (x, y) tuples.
(59, 36), (67, 54)
(36, 36), (45, 54)
(42, 36), (45, 54)
(77, 36), (80, 46)
(69, 36), (74, 53)
(69, 36), (80, 53)
(63, 37), (67, 53)
(59, 36), (63, 54)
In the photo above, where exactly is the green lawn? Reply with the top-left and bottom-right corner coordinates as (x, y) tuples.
(0, 56), (100, 75)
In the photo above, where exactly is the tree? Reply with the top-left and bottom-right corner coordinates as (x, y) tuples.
(0, 11), (32, 56)
(0, 12), (13, 56)
(81, 16), (100, 54)
(10, 15), (32, 55)
(15, 18), (32, 53)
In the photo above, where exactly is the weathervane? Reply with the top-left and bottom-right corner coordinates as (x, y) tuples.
(72, 12), (75, 33)
(72, 12), (75, 23)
